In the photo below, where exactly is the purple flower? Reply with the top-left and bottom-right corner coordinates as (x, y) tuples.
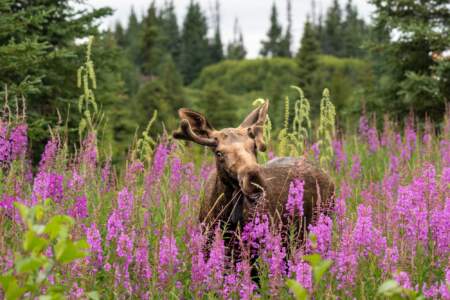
(106, 210), (124, 241)
(332, 229), (358, 290)
(32, 172), (64, 203)
(81, 132), (97, 169)
(236, 260), (256, 300)
(307, 214), (333, 258)
(158, 229), (179, 289)
(38, 137), (58, 172)
(189, 227), (208, 294)
(350, 155), (361, 180)
(117, 188), (134, 221)
(353, 204), (386, 257)
(289, 259), (312, 292)
(117, 232), (134, 265)
(125, 160), (144, 183)
(332, 139), (346, 171)
(285, 179), (305, 218)
(68, 195), (88, 219)
(311, 142), (320, 161)
(242, 214), (270, 251)
(394, 271), (413, 290)
(367, 126), (380, 153)
(358, 115), (369, 139)
(335, 182), (350, 230)
(205, 229), (225, 291)
(147, 144), (170, 186)
(170, 157), (182, 189)
(0, 122), (11, 163)
(262, 231), (286, 294)
(85, 222), (103, 270)
(430, 198), (450, 256)
(10, 124), (28, 159)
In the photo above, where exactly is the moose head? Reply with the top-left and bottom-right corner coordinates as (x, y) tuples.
(173, 101), (269, 200)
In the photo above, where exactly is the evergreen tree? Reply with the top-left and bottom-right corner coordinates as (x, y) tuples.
(279, 0), (293, 57)
(114, 22), (127, 48)
(368, 0), (450, 120)
(126, 7), (142, 65)
(200, 84), (239, 128)
(158, 54), (185, 112)
(341, 0), (366, 58)
(159, 0), (181, 66)
(0, 0), (112, 161)
(260, 3), (284, 57)
(296, 18), (320, 98)
(140, 2), (163, 76)
(209, 0), (224, 64)
(322, 0), (343, 56)
(180, 1), (210, 84)
(227, 18), (247, 60)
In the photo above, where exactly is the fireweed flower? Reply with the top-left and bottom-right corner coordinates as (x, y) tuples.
(430, 198), (450, 256)
(117, 187), (134, 221)
(332, 228), (358, 290)
(38, 137), (58, 172)
(236, 260), (256, 300)
(367, 126), (380, 153)
(311, 142), (320, 161)
(85, 222), (103, 271)
(0, 122), (11, 163)
(170, 157), (183, 189)
(32, 172), (64, 203)
(350, 155), (362, 180)
(10, 123), (27, 159)
(68, 195), (88, 219)
(68, 170), (85, 191)
(147, 143), (170, 186)
(125, 160), (144, 184)
(393, 271), (413, 290)
(289, 258), (313, 292)
(440, 140), (450, 168)
(285, 179), (305, 218)
(106, 210), (125, 242)
(380, 245), (399, 274)
(307, 214), (333, 258)
(81, 132), (97, 169)
(101, 159), (112, 192)
(242, 214), (270, 252)
(158, 229), (180, 289)
(205, 229), (225, 291)
(353, 204), (386, 257)
(262, 231), (286, 294)
(335, 182), (350, 230)
(332, 139), (346, 171)
(358, 115), (369, 140)
(189, 227), (208, 294)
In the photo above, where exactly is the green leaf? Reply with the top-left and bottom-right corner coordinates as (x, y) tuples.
(44, 215), (74, 240)
(378, 279), (401, 296)
(55, 240), (89, 264)
(303, 253), (321, 267)
(0, 275), (26, 300)
(86, 291), (100, 300)
(15, 256), (46, 274)
(14, 202), (29, 224)
(286, 279), (308, 300)
(313, 259), (332, 283)
(23, 231), (49, 254)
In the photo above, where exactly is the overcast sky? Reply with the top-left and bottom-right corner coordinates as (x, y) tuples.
(86, 0), (374, 57)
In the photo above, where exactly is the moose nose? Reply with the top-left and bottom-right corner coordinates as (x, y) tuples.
(238, 166), (265, 199)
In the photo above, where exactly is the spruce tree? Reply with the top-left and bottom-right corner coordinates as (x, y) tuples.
(260, 3), (284, 57)
(159, 1), (181, 66)
(322, 0), (343, 56)
(180, 1), (210, 84)
(296, 18), (320, 99)
(227, 18), (247, 60)
(126, 7), (142, 65)
(341, 0), (366, 58)
(279, 0), (293, 57)
(209, 0), (224, 64)
(140, 2), (163, 76)
(368, 0), (450, 120)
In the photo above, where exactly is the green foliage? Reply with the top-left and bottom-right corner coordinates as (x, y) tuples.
(227, 18), (247, 60)
(134, 110), (158, 162)
(260, 3), (291, 58)
(180, 2), (210, 84)
(296, 19), (320, 97)
(0, 200), (92, 300)
(377, 279), (425, 300)
(317, 88), (336, 167)
(367, 0), (450, 121)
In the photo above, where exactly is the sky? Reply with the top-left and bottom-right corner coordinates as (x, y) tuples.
(86, 0), (374, 58)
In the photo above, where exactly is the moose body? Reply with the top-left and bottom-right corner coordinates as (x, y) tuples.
(200, 156), (335, 233)
(173, 101), (334, 245)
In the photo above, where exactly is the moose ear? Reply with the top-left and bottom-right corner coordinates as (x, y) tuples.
(240, 100), (269, 152)
(172, 108), (217, 147)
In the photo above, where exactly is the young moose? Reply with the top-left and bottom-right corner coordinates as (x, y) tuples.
(173, 101), (334, 243)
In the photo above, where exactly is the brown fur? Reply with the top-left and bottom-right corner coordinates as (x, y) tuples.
(172, 101), (335, 239)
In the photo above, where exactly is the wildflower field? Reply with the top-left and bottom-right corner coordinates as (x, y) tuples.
(0, 93), (449, 300)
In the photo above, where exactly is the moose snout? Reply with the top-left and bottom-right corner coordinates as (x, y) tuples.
(238, 166), (265, 200)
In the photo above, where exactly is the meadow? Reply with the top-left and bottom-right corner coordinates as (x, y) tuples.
(0, 87), (449, 299)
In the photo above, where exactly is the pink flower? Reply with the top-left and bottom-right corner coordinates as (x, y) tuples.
(350, 155), (361, 180)
(307, 214), (333, 258)
(158, 229), (179, 289)
(285, 179), (305, 218)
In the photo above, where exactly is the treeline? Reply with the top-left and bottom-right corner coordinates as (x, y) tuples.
(1, 0), (448, 163)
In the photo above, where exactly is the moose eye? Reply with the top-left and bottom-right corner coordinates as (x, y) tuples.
(215, 151), (224, 159)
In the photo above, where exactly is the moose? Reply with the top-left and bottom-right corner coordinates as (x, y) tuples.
(173, 101), (335, 249)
